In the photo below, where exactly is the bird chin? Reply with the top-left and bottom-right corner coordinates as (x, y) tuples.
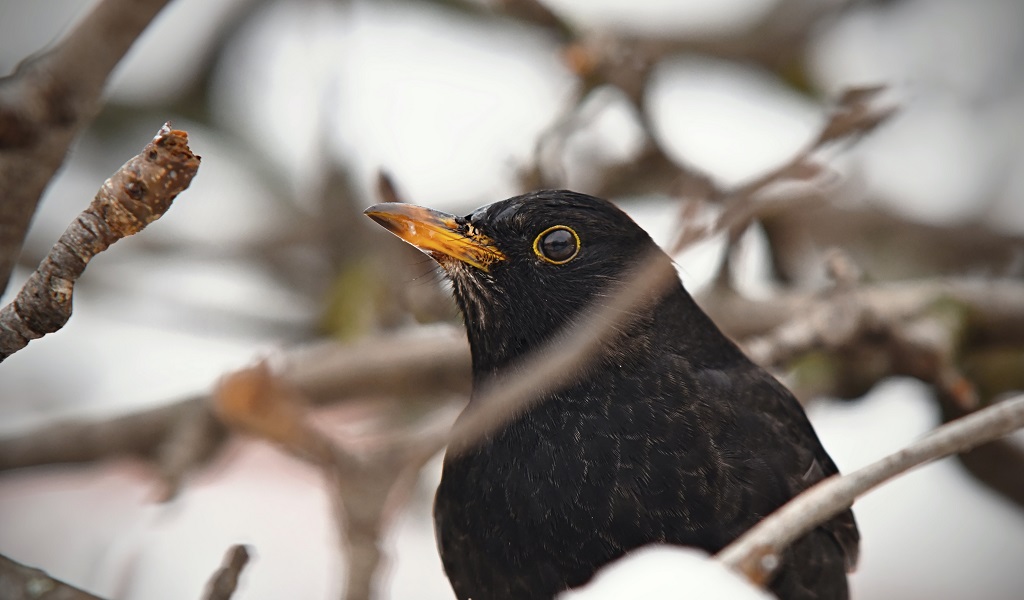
(431, 252), (458, 270)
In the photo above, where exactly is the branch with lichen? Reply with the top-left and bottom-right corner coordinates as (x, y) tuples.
(0, 125), (200, 362)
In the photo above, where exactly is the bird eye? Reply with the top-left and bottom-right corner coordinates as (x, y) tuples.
(533, 226), (580, 264)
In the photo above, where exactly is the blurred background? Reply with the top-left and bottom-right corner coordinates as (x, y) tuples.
(1, 0), (1023, 598)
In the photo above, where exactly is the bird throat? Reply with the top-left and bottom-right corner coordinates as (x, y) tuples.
(446, 261), (664, 395)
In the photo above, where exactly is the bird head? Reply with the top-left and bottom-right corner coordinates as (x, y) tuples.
(365, 190), (672, 376)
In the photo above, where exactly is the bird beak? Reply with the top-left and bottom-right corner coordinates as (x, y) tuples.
(364, 203), (506, 272)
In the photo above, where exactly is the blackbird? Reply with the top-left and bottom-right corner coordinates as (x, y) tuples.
(365, 190), (859, 600)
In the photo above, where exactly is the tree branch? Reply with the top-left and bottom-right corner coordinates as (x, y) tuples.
(211, 365), (435, 600)
(0, 125), (200, 362)
(3, 277), (1022, 472)
(716, 393), (1024, 585)
(705, 278), (1024, 353)
(0, 0), (175, 290)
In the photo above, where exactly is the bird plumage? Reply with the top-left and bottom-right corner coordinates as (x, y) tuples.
(366, 190), (859, 600)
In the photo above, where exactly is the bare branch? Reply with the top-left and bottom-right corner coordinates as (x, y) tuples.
(0, 125), (200, 362)
(716, 393), (1024, 584)
(202, 545), (251, 600)
(0, 0), (176, 290)
(0, 553), (104, 600)
(0, 328), (468, 475)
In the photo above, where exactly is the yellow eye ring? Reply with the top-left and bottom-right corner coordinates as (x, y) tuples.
(533, 225), (580, 265)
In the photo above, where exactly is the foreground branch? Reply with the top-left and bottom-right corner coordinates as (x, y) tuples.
(716, 393), (1024, 584)
(0, 125), (200, 362)
(0, 0), (175, 289)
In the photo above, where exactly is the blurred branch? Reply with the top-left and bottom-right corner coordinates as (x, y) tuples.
(0, 125), (200, 362)
(0, 0), (175, 291)
(0, 395), (216, 473)
(445, 0), (853, 73)
(4, 276), (1022, 466)
(202, 545), (251, 600)
(513, 0), (870, 196)
(716, 393), (1024, 585)
(667, 85), (896, 257)
(0, 553), (104, 600)
(703, 277), (1024, 351)
(492, 0), (574, 39)
(0, 326), (468, 498)
(0, 391), (228, 506)
(762, 204), (1024, 285)
(375, 170), (405, 205)
(211, 364), (436, 600)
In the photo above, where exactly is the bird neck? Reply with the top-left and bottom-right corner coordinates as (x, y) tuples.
(462, 271), (744, 395)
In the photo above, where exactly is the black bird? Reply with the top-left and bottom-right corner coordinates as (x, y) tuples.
(365, 190), (859, 600)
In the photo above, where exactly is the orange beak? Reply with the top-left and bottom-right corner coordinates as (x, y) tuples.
(364, 203), (506, 272)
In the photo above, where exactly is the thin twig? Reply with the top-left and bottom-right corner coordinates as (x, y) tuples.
(0, 124), (200, 361)
(716, 393), (1024, 582)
